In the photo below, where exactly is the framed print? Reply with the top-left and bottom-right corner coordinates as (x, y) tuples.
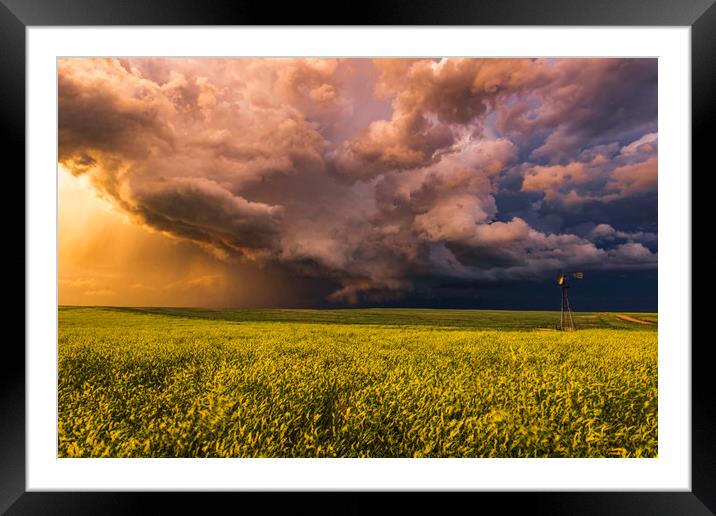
(5, 0), (712, 513)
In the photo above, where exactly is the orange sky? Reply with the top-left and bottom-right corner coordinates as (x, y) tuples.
(58, 166), (307, 307)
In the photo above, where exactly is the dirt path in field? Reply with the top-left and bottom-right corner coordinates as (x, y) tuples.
(616, 314), (655, 325)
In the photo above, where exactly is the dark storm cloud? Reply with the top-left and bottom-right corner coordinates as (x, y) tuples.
(59, 57), (658, 303)
(497, 59), (658, 163)
(130, 177), (284, 254)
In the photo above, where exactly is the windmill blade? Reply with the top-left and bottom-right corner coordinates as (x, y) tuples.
(572, 272), (584, 279)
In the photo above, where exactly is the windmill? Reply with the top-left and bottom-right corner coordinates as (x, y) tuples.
(557, 271), (583, 331)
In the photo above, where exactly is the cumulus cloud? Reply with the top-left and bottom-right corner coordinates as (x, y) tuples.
(608, 242), (658, 265)
(606, 156), (658, 199)
(620, 132), (658, 156)
(331, 58), (548, 180)
(59, 57), (657, 302)
(499, 59), (657, 162)
(520, 133), (658, 205)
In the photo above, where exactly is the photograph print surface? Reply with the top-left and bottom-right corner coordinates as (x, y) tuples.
(58, 57), (658, 458)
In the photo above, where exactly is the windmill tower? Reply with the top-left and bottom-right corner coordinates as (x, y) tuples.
(557, 271), (583, 331)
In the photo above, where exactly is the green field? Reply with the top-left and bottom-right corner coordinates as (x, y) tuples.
(58, 307), (657, 458)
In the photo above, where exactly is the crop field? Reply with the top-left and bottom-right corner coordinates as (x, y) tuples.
(58, 307), (657, 458)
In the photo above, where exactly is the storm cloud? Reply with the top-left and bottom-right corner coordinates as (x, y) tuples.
(59, 58), (658, 303)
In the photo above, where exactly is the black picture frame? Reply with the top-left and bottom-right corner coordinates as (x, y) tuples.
(4, 0), (710, 513)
